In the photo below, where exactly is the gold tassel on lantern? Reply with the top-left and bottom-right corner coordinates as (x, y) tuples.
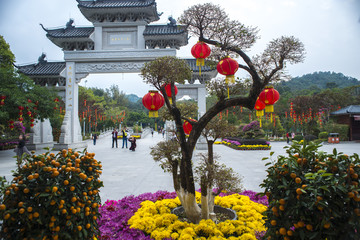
(196, 58), (205, 75)
(256, 110), (264, 127)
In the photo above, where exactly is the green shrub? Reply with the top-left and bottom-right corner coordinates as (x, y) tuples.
(293, 135), (303, 141)
(318, 131), (328, 139)
(0, 149), (103, 240)
(304, 134), (317, 142)
(261, 141), (360, 240)
(324, 122), (349, 141)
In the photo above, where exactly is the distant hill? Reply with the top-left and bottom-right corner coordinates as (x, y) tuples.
(126, 94), (141, 103)
(275, 71), (360, 95)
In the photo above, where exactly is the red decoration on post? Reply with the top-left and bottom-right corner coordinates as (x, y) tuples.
(142, 90), (165, 118)
(164, 84), (178, 104)
(216, 56), (239, 84)
(0, 95), (5, 106)
(191, 41), (211, 75)
(258, 86), (280, 122)
(183, 119), (197, 135)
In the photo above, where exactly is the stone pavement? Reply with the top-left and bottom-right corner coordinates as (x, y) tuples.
(0, 133), (359, 203)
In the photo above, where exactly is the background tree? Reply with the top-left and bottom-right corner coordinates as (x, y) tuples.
(0, 35), (57, 136)
(142, 3), (305, 223)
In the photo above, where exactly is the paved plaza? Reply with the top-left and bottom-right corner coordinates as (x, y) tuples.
(0, 133), (359, 203)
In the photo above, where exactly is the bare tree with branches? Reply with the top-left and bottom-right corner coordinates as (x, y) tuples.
(141, 3), (305, 223)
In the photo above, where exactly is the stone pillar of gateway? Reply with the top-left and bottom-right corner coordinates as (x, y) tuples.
(17, 0), (218, 150)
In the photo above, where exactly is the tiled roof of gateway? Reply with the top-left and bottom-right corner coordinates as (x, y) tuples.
(76, 0), (156, 8)
(144, 25), (186, 35)
(16, 60), (213, 76)
(42, 26), (94, 39)
(331, 105), (360, 115)
(185, 59), (215, 72)
(42, 25), (185, 38)
(17, 62), (66, 76)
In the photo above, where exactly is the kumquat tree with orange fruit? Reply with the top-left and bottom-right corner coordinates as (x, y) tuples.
(0, 148), (103, 240)
(260, 141), (360, 240)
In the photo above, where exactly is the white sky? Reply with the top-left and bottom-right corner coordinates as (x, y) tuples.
(1, 0), (359, 97)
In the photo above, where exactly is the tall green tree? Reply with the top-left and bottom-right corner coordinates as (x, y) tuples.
(0, 36), (57, 132)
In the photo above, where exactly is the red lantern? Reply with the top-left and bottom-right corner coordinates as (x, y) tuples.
(259, 86), (280, 113)
(216, 56), (239, 84)
(259, 86), (279, 123)
(164, 84), (178, 104)
(254, 98), (266, 127)
(183, 119), (197, 135)
(142, 90), (165, 118)
(191, 41), (211, 75)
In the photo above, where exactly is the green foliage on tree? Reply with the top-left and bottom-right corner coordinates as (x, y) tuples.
(261, 141), (360, 240)
(0, 36), (57, 135)
(276, 71), (360, 96)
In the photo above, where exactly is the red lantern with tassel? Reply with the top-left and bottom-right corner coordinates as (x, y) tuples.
(216, 56), (239, 84)
(259, 86), (280, 122)
(183, 119), (197, 135)
(142, 90), (164, 118)
(164, 83), (178, 104)
(191, 41), (211, 75)
(254, 98), (266, 127)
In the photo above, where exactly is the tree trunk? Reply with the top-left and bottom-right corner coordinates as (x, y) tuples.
(201, 176), (209, 219)
(178, 187), (201, 223)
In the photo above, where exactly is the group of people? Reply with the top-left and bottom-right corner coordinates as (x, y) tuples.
(111, 128), (136, 151)
(286, 132), (296, 144)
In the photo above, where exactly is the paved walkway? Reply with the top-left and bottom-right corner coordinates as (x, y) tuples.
(0, 133), (359, 203)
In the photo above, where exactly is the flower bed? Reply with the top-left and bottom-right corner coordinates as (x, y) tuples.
(215, 139), (271, 150)
(98, 190), (268, 240)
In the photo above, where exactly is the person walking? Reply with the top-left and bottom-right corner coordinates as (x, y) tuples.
(92, 132), (98, 145)
(286, 132), (290, 144)
(112, 128), (118, 148)
(122, 128), (128, 148)
(129, 136), (136, 151)
(14, 134), (31, 164)
(151, 128), (154, 137)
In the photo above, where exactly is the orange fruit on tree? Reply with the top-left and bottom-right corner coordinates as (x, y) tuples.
(86, 223), (91, 229)
(290, 173), (297, 179)
(279, 227), (287, 235)
(279, 205), (285, 211)
(306, 224), (313, 231)
(287, 230), (293, 236)
(0, 204), (6, 210)
(279, 199), (286, 205)
(270, 220), (277, 226)
(19, 208), (25, 214)
(297, 221), (305, 228)
(348, 191), (355, 198)
(70, 186), (75, 191)
(33, 212), (39, 218)
(27, 207), (33, 212)
(52, 186), (58, 193)
(295, 177), (302, 184)
(323, 222), (331, 229)
(296, 188), (303, 195)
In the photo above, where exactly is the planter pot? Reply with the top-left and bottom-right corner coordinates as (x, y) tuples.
(171, 204), (237, 221)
